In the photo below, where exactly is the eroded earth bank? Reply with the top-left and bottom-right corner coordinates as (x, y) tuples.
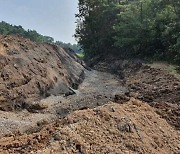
(0, 35), (179, 153)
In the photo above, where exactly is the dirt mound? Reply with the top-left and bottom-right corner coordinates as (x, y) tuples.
(0, 98), (179, 153)
(94, 59), (180, 129)
(126, 65), (180, 129)
(0, 35), (85, 111)
(127, 65), (180, 104)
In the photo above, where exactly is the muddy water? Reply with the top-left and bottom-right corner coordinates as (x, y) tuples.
(0, 70), (128, 137)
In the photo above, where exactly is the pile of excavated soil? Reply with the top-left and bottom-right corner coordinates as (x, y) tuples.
(94, 59), (180, 129)
(126, 65), (180, 104)
(0, 35), (85, 111)
(126, 65), (180, 129)
(0, 98), (179, 153)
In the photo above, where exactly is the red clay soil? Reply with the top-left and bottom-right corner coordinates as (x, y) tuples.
(0, 35), (84, 111)
(0, 98), (179, 154)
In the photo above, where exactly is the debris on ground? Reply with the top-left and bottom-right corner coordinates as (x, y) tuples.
(0, 35), (180, 153)
(0, 99), (179, 154)
(94, 58), (180, 129)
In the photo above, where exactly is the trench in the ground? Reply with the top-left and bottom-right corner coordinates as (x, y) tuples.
(0, 69), (128, 137)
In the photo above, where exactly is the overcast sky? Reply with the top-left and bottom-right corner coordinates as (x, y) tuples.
(0, 0), (78, 43)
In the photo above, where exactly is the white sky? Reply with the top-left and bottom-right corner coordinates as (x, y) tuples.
(0, 0), (79, 43)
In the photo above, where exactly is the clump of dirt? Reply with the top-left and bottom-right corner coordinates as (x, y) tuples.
(0, 35), (85, 111)
(127, 65), (180, 104)
(94, 59), (142, 79)
(93, 59), (180, 129)
(0, 98), (179, 153)
(126, 65), (180, 129)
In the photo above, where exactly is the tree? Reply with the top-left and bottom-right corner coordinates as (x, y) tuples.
(56, 41), (83, 53)
(75, 0), (180, 64)
(0, 21), (55, 43)
(75, 0), (120, 58)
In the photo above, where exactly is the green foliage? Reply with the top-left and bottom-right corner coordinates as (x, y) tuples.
(76, 53), (85, 59)
(75, 0), (180, 64)
(56, 41), (83, 53)
(0, 21), (54, 43)
(75, 0), (120, 58)
(168, 65), (179, 74)
(0, 21), (81, 53)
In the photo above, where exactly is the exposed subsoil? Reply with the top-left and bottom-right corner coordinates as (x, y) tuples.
(0, 99), (179, 154)
(0, 35), (85, 111)
(0, 69), (127, 138)
(0, 36), (180, 153)
(93, 58), (180, 129)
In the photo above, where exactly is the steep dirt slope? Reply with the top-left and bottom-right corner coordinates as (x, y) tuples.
(0, 99), (179, 154)
(0, 35), (85, 111)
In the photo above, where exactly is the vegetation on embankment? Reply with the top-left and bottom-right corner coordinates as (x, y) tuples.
(0, 21), (82, 52)
(0, 21), (54, 43)
(75, 0), (180, 65)
(76, 52), (85, 59)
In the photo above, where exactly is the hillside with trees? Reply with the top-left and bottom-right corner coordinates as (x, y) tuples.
(0, 21), (54, 43)
(0, 21), (82, 52)
(55, 41), (83, 53)
(75, 0), (180, 64)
